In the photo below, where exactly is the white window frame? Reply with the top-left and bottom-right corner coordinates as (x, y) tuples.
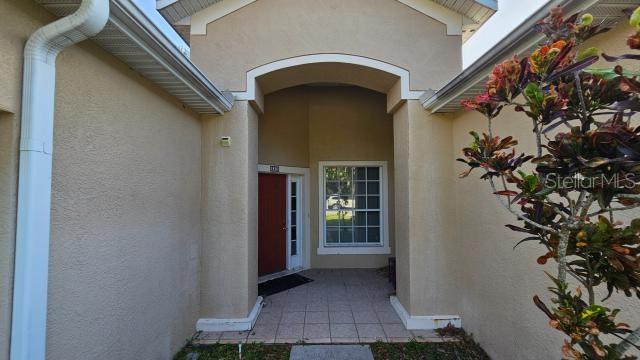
(317, 161), (391, 255)
(287, 175), (302, 269)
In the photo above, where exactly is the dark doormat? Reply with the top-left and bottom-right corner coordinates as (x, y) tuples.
(258, 273), (313, 297)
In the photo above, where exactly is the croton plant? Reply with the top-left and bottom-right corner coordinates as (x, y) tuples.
(458, 7), (640, 360)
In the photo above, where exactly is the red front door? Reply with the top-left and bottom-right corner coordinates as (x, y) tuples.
(258, 173), (287, 276)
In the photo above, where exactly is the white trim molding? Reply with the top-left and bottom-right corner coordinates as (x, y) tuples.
(234, 54), (424, 108)
(196, 296), (264, 332)
(190, 0), (463, 36)
(390, 296), (461, 330)
(317, 161), (391, 256)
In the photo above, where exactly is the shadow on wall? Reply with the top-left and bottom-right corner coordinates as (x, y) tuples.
(0, 110), (19, 359)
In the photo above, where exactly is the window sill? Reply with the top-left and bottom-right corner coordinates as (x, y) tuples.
(317, 246), (391, 255)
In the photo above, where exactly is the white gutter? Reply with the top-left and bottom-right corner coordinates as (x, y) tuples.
(10, 1), (109, 359)
(423, 0), (601, 113)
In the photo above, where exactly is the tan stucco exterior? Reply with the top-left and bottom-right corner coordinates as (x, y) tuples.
(201, 101), (259, 318)
(393, 100), (460, 316)
(1, 1), (203, 359)
(12, 1), (640, 359)
(190, 0), (462, 93)
(259, 86), (396, 269)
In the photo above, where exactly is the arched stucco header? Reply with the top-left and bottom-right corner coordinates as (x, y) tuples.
(233, 54), (425, 102)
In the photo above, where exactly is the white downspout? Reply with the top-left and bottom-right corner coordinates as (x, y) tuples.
(10, 1), (109, 359)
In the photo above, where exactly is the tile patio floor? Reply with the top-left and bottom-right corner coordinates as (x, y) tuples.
(194, 269), (448, 344)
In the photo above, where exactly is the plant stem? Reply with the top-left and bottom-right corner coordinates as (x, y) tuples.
(500, 175), (512, 208)
(574, 72), (590, 128)
(557, 228), (571, 283)
(585, 258), (595, 305)
(587, 204), (640, 217)
(488, 177), (559, 234)
(532, 119), (542, 158)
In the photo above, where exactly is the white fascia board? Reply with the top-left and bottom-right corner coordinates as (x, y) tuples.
(191, 0), (463, 36)
(132, 0), (189, 51)
(423, 0), (602, 113)
(475, 0), (498, 11)
(111, 0), (233, 112)
(156, 0), (179, 8)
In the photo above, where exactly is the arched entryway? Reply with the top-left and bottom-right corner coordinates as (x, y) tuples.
(198, 54), (459, 333)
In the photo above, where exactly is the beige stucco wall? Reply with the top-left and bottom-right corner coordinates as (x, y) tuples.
(1, 1), (203, 359)
(259, 86), (395, 269)
(393, 100), (460, 316)
(190, 0), (462, 93)
(449, 21), (640, 360)
(201, 101), (259, 318)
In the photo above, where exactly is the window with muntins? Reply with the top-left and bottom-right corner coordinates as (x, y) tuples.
(322, 164), (385, 247)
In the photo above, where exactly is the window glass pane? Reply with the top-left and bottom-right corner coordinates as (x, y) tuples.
(355, 196), (367, 209)
(326, 181), (339, 196)
(328, 167), (351, 182)
(323, 165), (385, 248)
(325, 167), (340, 181)
(291, 182), (297, 196)
(326, 227), (339, 243)
(291, 211), (297, 226)
(367, 196), (380, 209)
(291, 196), (296, 211)
(353, 212), (366, 226)
(340, 211), (353, 227)
(291, 226), (297, 240)
(354, 227), (367, 243)
(326, 211), (340, 226)
(340, 195), (354, 209)
(367, 167), (380, 180)
(291, 239), (297, 255)
(367, 227), (381, 243)
(367, 211), (380, 226)
(340, 167), (354, 181)
(326, 195), (342, 210)
(340, 227), (353, 243)
(339, 181), (353, 195)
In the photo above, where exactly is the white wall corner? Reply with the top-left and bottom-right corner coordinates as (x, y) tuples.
(196, 296), (264, 332)
(390, 296), (461, 330)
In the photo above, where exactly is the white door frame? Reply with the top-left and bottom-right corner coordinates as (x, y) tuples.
(258, 164), (311, 271)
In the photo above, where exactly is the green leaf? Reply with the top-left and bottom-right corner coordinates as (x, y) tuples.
(631, 6), (640, 29)
(584, 68), (640, 80)
(535, 186), (554, 197)
(524, 83), (544, 106)
(576, 47), (599, 62)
